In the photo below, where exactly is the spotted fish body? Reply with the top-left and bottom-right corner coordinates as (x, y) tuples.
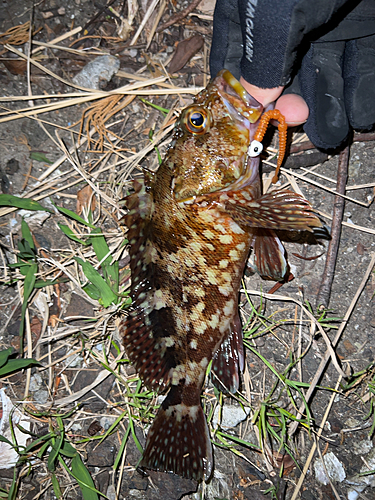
(123, 70), (321, 481)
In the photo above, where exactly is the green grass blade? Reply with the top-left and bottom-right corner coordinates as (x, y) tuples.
(19, 262), (37, 353)
(75, 258), (117, 307)
(0, 357), (41, 377)
(58, 439), (78, 458)
(48, 423), (64, 472)
(34, 278), (69, 288)
(21, 219), (35, 250)
(22, 432), (53, 454)
(69, 454), (102, 500)
(215, 431), (260, 451)
(37, 440), (51, 459)
(58, 223), (90, 246)
(0, 434), (14, 447)
(51, 473), (62, 499)
(53, 204), (96, 229)
(82, 283), (101, 301)
(48, 439), (62, 472)
(0, 194), (51, 212)
(113, 425), (131, 471)
(139, 98), (169, 115)
(7, 468), (18, 500)
(30, 152), (53, 164)
(88, 229), (119, 297)
(0, 348), (12, 369)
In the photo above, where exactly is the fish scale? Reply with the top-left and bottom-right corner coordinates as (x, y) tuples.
(122, 70), (322, 481)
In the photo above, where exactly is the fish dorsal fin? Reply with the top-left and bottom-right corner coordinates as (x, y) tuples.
(122, 180), (178, 392)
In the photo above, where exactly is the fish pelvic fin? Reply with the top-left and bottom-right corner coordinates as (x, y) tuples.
(211, 315), (244, 395)
(224, 189), (322, 232)
(252, 228), (289, 281)
(141, 385), (213, 481)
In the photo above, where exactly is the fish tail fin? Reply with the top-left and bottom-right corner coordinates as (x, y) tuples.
(141, 386), (213, 481)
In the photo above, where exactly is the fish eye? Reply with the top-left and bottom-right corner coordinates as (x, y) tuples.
(248, 140), (263, 157)
(190, 112), (204, 127)
(182, 106), (211, 135)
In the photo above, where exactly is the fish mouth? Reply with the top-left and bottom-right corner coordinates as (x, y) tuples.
(215, 70), (264, 192)
(218, 70), (263, 126)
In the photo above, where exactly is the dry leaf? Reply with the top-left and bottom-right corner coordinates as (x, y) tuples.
(168, 34), (204, 74)
(2, 59), (27, 75)
(76, 184), (96, 214)
(30, 316), (42, 337)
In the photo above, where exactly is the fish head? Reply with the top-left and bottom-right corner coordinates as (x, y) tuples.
(172, 70), (264, 203)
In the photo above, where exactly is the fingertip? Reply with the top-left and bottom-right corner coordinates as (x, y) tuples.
(276, 94), (309, 126)
(239, 77), (284, 106)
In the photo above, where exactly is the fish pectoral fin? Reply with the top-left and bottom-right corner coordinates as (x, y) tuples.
(211, 315), (244, 395)
(225, 189), (322, 232)
(251, 228), (289, 281)
(141, 386), (213, 481)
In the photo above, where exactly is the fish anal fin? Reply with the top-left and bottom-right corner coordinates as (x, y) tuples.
(224, 189), (322, 232)
(141, 386), (213, 481)
(211, 315), (244, 395)
(252, 228), (289, 281)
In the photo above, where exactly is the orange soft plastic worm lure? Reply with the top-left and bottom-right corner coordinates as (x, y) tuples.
(253, 109), (288, 184)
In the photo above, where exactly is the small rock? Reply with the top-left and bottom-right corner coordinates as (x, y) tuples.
(100, 416), (118, 430)
(128, 489), (146, 499)
(65, 349), (83, 368)
(86, 440), (116, 467)
(5, 158), (19, 175)
(87, 420), (103, 436)
(106, 485), (116, 500)
(329, 416), (343, 434)
(73, 55), (120, 90)
(1, 174), (11, 194)
(29, 373), (43, 392)
(147, 469), (197, 500)
(344, 417), (362, 429)
(353, 438), (373, 455)
(33, 390), (49, 404)
(314, 452), (346, 485)
(65, 292), (95, 324)
(212, 404), (250, 429)
(128, 471), (148, 490)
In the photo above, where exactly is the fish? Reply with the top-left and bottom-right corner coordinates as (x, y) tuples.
(122, 70), (322, 481)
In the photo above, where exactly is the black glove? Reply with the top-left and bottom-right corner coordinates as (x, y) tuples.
(210, 0), (375, 150)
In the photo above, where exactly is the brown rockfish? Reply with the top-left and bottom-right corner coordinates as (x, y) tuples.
(122, 70), (321, 481)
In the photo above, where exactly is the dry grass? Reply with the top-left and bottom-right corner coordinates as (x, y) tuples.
(0, 10), (375, 500)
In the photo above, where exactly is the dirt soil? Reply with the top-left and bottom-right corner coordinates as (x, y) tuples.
(0, 1), (375, 499)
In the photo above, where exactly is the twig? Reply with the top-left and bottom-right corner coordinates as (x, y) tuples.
(82, 0), (118, 33)
(130, 0), (160, 46)
(316, 143), (349, 308)
(290, 376), (343, 500)
(288, 252), (375, 437)
(156, 0), (203, 32)
(289, 130), (375, 154)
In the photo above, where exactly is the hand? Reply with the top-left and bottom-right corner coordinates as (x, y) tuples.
(239, 78), (310, 127)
